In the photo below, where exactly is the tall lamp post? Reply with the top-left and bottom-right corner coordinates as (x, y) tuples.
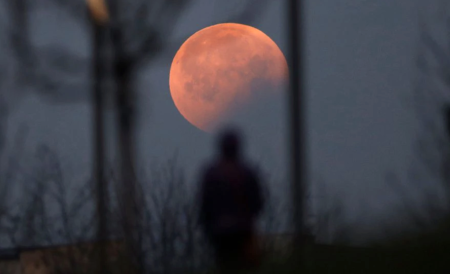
(87, 0), (109, 273)
(445, 105), (450, 193)
(445, 105), (450, 137)
(287, 0), (306, 267)
(107, 1), (142, 272)
(88, 1), (141, 272)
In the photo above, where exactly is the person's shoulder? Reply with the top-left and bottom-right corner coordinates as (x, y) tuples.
(199, 158), (220, 176)
(240, 159), (260, 176)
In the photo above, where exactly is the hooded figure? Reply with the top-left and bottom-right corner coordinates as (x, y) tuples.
(197, 128), (264, 272)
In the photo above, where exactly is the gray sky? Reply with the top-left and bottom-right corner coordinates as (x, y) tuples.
(4, 0), (447, 243)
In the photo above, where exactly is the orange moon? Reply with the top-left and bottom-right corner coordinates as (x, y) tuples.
(169, 23), (288, 132)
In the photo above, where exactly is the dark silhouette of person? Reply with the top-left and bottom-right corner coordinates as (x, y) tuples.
(197, 128), (264, 273)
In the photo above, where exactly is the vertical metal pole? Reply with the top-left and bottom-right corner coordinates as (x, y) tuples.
(90, 10), (108, 274)
(287, 0), (306, 264)
(108, 1), (141, 272)
(445, 105), (450, 137)
(445, 105), (450, 193)
(115, 58), (141, 274)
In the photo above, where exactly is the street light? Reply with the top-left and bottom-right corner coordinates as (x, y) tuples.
(87, 1), (109, 273)
(87, 0), (109, 24)
(105, 1), (142, 272)
(88, 1), (140, 272)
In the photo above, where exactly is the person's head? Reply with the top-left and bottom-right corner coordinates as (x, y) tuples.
(217, 127), (243, 160)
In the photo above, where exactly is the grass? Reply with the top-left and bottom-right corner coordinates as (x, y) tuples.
(255, 221), (450, 274)
(255, 242), (450, 274)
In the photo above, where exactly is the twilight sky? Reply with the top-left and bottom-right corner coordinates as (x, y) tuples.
(3, 0), (447, 243)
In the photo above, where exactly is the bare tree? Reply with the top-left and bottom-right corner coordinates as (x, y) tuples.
(0, 144), (102, 274)
(311, 177), (353, 245)
(1, 1), (276, 273)
(1, 142), (307, 274)
(384, 0), (450, 236)
(0, 126), (28, 242)
(135, 154), (211, 274)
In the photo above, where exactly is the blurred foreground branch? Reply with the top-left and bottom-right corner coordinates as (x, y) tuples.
(1, 0), (270, 104)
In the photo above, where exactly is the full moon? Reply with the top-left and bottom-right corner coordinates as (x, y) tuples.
(169, 23), (288, 132)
